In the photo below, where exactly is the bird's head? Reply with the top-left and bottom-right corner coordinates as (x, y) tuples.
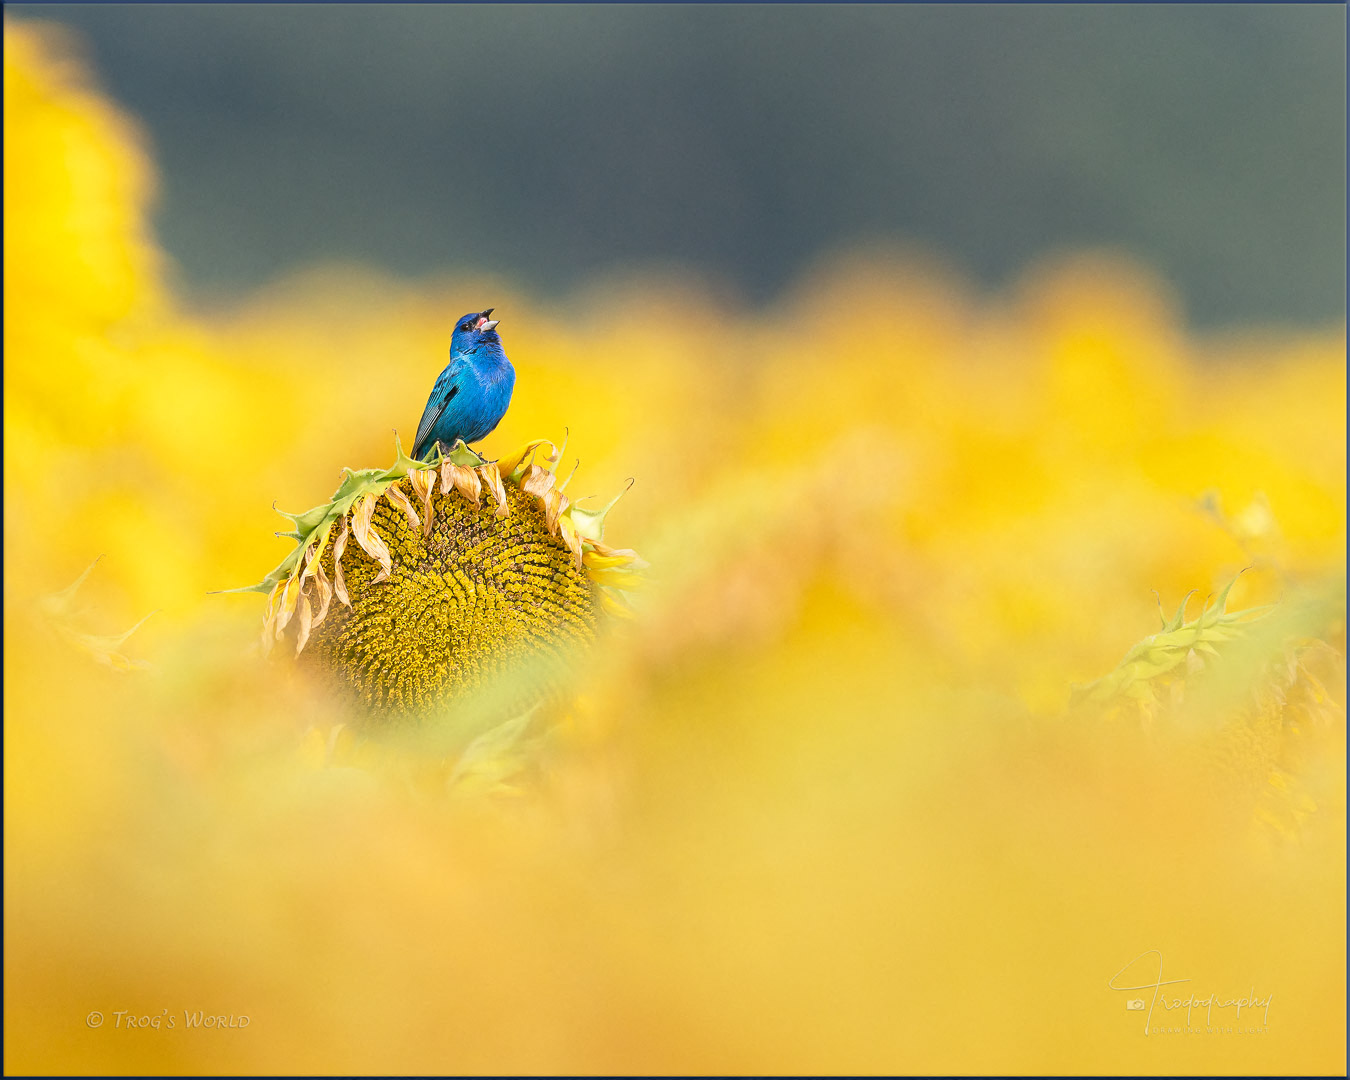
(450, 308), (502, 353)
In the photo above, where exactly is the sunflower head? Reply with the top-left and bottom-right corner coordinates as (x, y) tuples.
(235, 435), (644, 732)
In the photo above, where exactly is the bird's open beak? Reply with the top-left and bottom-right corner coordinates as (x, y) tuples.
(476, 308), (499, 332)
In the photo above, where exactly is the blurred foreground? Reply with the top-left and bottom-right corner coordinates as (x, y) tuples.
(4, 20), (1345, 1075)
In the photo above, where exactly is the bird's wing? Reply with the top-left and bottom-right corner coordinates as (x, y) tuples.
(413, 377), (460, 460)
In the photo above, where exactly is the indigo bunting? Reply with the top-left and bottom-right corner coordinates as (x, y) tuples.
(412, 309), (516, 461)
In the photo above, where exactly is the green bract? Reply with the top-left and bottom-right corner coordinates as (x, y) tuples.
(1073, 574), (1273, 706)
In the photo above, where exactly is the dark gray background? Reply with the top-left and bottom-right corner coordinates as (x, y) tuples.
(17, 4), (1347, 327)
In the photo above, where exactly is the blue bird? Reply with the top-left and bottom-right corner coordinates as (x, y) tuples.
(412, 308), (516, 462)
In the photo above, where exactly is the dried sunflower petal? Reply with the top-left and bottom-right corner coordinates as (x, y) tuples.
(408, 467), (438, 535)
(351, 493), (394, 583)
(384, 483), (421, 532)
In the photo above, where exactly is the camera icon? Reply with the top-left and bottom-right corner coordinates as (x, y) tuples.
(1125, 999), (1146, 1011)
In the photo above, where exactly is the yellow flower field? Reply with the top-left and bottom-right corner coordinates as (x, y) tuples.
(4, 18), (1345, 1075)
